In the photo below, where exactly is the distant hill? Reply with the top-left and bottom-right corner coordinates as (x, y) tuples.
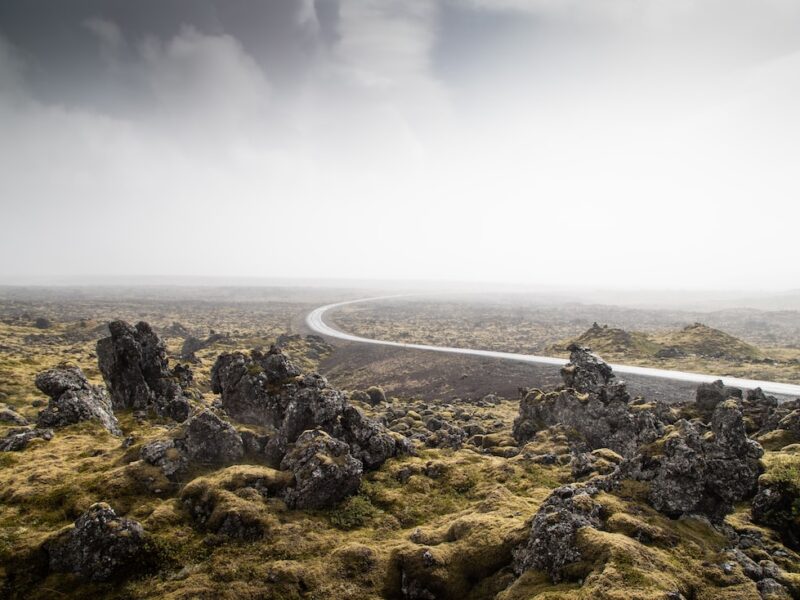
(656, 322), (764, 361)
(552, 322), (765, 361)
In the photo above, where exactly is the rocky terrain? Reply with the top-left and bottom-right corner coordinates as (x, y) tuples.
(1, 291), (800, 599)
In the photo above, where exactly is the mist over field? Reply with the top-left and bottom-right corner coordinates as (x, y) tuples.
(1, 0), (799, 289)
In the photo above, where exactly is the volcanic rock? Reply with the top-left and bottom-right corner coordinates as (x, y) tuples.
(183, 409), (244, 465)
(630, 399), (763, 522)
(140, 410), (244, 480)
(211, 348), (408, 469)
(46, 503), (154, 582)
(696, 379), (743, 413)
(0, 427), (53, 451)
(35, 365), (121, 435)
(513, 483), (603, 582)
(0, 405), (28, 425)
(513, 346), (667, 457)
(97, 320), (190, 421)
(752, 474), (800, 550)
(280, 429), (363, 509)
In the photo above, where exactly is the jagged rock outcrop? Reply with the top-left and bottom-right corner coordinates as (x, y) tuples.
(629, 399), (763, 522)
(280, 429), (363, 509)
(696, 379), (742, 413)
(34, 365), (121, 435)
(210, 347), (303, 425)
(752, 471), (800, 550)
(340, 405), (411, 470)
(211, 348), (408, 468)
(97, 320), (190, 421)
(513, 483), (603, 582)
(139, 409), (244, 480)
(45, 503), (154, 582)
(0, 427), (53, 451)
(513, 345), (668, 457)
(183, 409), (244, 465)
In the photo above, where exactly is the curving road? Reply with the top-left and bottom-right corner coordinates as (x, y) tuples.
(306, 295), (800, 398)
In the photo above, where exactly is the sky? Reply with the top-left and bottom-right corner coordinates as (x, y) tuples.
(0, 0), (798, 289)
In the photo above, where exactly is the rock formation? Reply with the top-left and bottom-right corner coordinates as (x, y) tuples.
(280, 429), (363, 510)
(211, 347), (408, 468)
(45, 503), (154, 582)
(695, 379), (742, 413)
(513, 345), (668, 457)
(629, 399), (763, 522)
(97, 320), (190, 421)
(0, 405), (28, 425)
(140, 409), (244, 481)
(0, 427), (53, 451)
(513, 483), (603, 582)
(34, 365), (121, 435)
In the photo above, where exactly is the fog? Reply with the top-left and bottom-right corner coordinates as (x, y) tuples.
(1, 0), (798, 289)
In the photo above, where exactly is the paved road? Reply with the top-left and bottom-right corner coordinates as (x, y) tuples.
(306, 296), (800, 398)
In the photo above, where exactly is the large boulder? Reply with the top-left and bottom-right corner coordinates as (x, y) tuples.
(751, 452), (800, 550)
(560, 344), (623, 399)
(340, 406), (411, 470)
(139, 410), (244, 480)
(35, 365), (121, 435)
(630, 399), (763, 522)
(513, 347), (667, 457)
(183, 409), (244, 466)
(45, 503), (154, 582)
(513, 483), (603, 583)
(280, 429), (363, 509)
(97, 320), (190, 421)
(211, 348), (408, 469)
(696, 379), (743, 413)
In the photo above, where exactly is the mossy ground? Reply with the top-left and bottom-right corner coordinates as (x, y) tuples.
(2, 295), (800, 598)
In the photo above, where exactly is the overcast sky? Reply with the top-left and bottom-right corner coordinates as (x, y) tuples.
(0, 0), (798, 289)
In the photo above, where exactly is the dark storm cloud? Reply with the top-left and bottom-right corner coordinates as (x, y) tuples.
(0, 0), (334, 113)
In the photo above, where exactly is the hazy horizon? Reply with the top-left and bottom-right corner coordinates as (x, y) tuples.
(1, 1), (799, 289)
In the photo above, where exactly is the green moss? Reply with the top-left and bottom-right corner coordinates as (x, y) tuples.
(246, 363), (263, 376)
(328, 496), (378, 530)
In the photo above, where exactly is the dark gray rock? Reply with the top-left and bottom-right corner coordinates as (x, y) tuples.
(0, 406), (28, 425)
(46, 503), (154, 582)
(560, 344), (626, 400)
(140, 437), (189, 480)
(0, 427), (53, 451)
(183, 409), (244, 466)
(424, 421), (468, 449)
(280, 429), (362, 509)
(631, 400), (763, 522)
(35, 365), (121, 435)
(34, 317), (52, 329)
(180, 332), (229, 360)
(757, 578), (791, 599)
(513, 346), (668, 457)
(97, 320), (190, 421)
(340, 405), (410, 469)
(696, 379), (742, 413)
(212, 348), (409, 470)
(513, 483), (603, 583)
(210, 347), (303, 425)
(752, 476), (800, 550)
